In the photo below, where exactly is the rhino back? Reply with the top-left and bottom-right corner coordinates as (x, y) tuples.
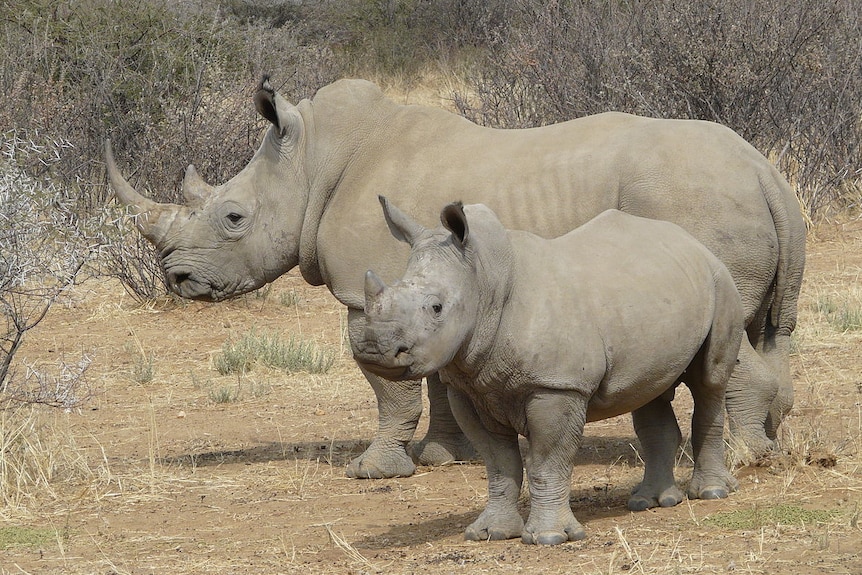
(311, 96), (788, 319)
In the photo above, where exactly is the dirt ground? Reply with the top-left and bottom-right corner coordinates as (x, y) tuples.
(2, 220), (861, 575)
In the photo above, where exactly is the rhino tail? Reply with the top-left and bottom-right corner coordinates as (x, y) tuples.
(759, 171), (805, 335)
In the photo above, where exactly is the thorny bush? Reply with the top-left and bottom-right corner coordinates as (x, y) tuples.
(0, 131), (98, 408)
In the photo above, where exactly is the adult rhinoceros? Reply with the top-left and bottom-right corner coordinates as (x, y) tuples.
(105, 77), (806, 479)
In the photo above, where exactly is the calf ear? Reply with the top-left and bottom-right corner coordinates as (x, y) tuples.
(254, 75), (302, 143)
(379, 196), (424, 245)
(441, 202), (468, 248)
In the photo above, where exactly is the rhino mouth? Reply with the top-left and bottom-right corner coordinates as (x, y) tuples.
(355, 360), (412, 380)
(352, 343), (415, 380)
(167, 273), (216, 301)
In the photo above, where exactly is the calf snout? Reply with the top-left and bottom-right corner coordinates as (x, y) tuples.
(352, 335), (415, 380)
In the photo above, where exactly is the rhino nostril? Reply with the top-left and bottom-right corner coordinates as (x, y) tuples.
(171, 272), (191, 286)
(395, 345), (409, 357)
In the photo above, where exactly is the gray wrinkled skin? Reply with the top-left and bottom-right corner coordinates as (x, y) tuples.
(105, 77), (805, 480)
(355, 201), (743, 545)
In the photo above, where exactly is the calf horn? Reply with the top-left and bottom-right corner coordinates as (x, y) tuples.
(364, 270), (387, 310)
(104, 139), (178, 246)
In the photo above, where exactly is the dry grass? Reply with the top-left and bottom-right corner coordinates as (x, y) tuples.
(1, 230), (861, 574)
(0, 404), (101, 516)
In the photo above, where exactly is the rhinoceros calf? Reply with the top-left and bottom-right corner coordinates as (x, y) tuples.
(105, 77), (804, 480)
(354, 198), (743, 545)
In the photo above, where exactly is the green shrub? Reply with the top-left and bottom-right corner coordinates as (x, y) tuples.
(208, 385), (240, 404)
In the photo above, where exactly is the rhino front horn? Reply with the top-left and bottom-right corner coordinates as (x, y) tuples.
(364, 270), (387, 305)
(104, 139), (178, 246)
(182, 164), (215, 206)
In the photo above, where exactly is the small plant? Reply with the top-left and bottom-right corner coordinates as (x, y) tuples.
(124, 342), (156, 384)
(132, 351), (156, 384)
(814, 296), (862, 331)
(278, 289), (300, 307)
(209, 385), (240, 404)
(213, 329), (335, 375)
(212, 341), (254, 375)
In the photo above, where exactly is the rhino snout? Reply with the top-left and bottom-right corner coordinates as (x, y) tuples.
(163, 266), (216, 301)
(352, 338), (415, 380)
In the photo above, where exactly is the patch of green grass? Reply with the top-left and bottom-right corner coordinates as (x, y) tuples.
(704, 504), (840, 530)
(815, 296), (862, 331)
(206, 377), (270, 404)
(132, 351), (155, 384)
(0, 526), (55, 550)
(124, 342), (155, 383)
(213, 329), (335, 376)
(208, 385), (239, 404)
(278, 289), (300, 307)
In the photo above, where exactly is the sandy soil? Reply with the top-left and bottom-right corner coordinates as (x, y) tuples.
(1, 222), (861, 575)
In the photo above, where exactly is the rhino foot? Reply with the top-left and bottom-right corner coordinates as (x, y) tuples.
(628, 483), (685, 511)
(728, 430), (776, 466)
(687, 469), (738, 501)
(464, 507), (524, 542)
(522, 512), (586, 545)
(412, 432), (478, 466)
(345, 439), (416, 479)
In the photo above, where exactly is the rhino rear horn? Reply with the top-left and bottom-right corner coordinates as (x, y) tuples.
(365, 270), (386, 297)
(182, 164), (214, 206)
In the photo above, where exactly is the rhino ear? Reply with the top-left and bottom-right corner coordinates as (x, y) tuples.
(254, 75), (302, 142)
(379, 195), (424, 246)
(441, 202), (468, 248)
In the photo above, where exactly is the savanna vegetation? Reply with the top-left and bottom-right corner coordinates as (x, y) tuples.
(0, 0), (856, 379)
(0, 2), (861, 572)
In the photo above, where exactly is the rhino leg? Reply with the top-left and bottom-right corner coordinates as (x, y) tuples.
(725, 338), (779, 463)
(345, 309), (419, 479)
(629, 389), (685, 511)
(521, 390), (588, 545)
(345, 365), (421, 479)
(448, 388), (524, 541)
(761, 332), (794, 441)
(686, 335), (739, 501)
(411, 373), (477, 466)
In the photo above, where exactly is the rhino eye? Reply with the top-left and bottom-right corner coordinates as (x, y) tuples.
(226, 213), (243, 224)
(431, 303), (442, 315)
